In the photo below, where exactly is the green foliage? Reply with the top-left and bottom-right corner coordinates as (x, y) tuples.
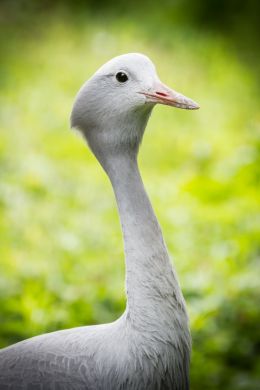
(0, 5), (259, 389)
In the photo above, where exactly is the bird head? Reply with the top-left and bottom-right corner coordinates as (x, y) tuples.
(71, 53), (199, 164)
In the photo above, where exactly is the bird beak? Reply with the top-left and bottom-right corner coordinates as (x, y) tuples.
(140, 82), (200, 110)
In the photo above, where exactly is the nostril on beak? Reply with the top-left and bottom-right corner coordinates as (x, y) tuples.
(155, 91), (168, 97)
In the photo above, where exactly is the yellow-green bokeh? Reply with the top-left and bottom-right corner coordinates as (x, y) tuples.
(0, 2), (259, 389)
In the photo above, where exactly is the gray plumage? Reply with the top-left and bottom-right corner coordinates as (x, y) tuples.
(0, 53), (199, 390)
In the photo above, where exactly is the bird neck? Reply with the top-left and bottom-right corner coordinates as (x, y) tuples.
(104, 152), (186, 328)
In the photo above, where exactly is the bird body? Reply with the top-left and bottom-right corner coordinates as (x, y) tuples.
(0, 312), (189, 389)
(0, 53), (199, 389)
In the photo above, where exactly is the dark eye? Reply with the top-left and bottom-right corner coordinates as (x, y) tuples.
(116, 72), (128, 83)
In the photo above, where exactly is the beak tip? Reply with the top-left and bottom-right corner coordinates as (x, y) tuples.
(188, 100), (200, 110)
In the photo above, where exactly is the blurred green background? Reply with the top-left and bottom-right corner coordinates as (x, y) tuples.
(0, 1), (260, 389)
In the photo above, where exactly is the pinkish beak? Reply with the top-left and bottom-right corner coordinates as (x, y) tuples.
(140, 82), (200, 110)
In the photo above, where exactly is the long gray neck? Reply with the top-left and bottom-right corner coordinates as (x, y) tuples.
(103, 152), (186, 328)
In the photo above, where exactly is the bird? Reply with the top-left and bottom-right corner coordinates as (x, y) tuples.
(0, 53), (199, 390)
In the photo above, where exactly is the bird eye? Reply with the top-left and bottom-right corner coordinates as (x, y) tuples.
(116, 72), (128, 83)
